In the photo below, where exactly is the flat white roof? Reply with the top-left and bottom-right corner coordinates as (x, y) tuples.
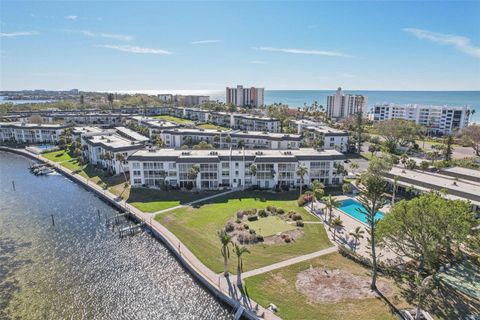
(442, 166), (480, 180)
(388, 166), (480, 205)
(114, 126), (149, 142)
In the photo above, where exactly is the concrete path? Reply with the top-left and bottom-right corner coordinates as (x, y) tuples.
(11, 149), (280, 320)
(242, 246), (337, 279)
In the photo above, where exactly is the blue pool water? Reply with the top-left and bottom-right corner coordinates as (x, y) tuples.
(338, 199), (384, 224)
(36, 144), (55, 150)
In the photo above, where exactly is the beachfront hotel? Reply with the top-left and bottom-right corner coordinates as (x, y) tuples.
(372, 103), (471, 135)
(226, 85), (265, 108)
(326, 87), (368, 120)
(128, 148), (345, 190)
(0, 122), (70, 144)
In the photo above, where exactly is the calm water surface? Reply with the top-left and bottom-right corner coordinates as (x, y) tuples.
(0, 151), (232, 320)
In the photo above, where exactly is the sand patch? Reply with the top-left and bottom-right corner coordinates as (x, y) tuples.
(263, 228), (304, 245)
(295, 267), (393, 303)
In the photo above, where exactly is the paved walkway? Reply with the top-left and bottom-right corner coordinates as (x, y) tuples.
(242, 246), (337, 279)
(11, 149), (280, 320)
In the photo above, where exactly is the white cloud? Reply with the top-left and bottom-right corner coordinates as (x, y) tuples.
(250, 60), (268, 64)
(66, 15), (78, 20)
(0, 31), (38, 38)
(191, 39), (220, 44)
(71, 30), (133, 41)
(258, 46), (352, 57)
(403, 28), (480, 59)
(98, 44), (172, 55)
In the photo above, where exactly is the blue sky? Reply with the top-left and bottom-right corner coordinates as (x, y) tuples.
(1, 1), (479, 91)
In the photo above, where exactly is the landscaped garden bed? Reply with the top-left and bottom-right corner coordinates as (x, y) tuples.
(224, 205), (306, 246)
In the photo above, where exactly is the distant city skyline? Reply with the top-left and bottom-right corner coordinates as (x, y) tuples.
(1, 1), (479, 91)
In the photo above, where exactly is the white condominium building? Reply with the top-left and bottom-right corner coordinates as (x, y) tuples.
(159, 128), (302, 149)
(81, 127), (147, 174)
(0, 122), (70, 144)
(326, 87), (367, 120)
(226, 85), (265, 107)
(372, 103), (471, 135)
(128, 148), (345, 190)
(289, 119), (349, 152)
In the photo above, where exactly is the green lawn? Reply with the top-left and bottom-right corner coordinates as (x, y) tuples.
(196, 123), (229, 131)
(244, 252), (407, 320)
(128, 188), (222, 212)
(152, 115), (193, 125)
(248, 216), (295, 237)
(42, 150), (73, 162)
(60, 158), (84, 172)
(155, 191), (332, 273)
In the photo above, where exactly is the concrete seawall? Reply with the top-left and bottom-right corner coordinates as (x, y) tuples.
(0, 147), (263, 320)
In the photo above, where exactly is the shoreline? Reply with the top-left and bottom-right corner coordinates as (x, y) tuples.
(0, 146), (271, 320)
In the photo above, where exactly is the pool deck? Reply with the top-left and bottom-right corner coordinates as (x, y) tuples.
(313, 195), (398, 262)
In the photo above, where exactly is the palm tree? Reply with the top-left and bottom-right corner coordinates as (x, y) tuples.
(115, 153), (128, 186)
(391, 175), (398, 205)
(296, 165), (308, 195)
(349, 161), (359, 173)
(323, 195), (340, 228)
(187, 165), (200, 187)
(313, 188), (324, 208)
(218, 230), (232, 276)
(349, 226), (365, 253)
(234, 244), (250, 287)
(249, 164), (257, 185)
(331, 217), (343, 241)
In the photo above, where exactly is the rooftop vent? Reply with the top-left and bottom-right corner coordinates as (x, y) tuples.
(181, 151), (191, 156)
(210, 151), (218, 155)
(255, 151), (264, 155)
(284, 151), (292, 155)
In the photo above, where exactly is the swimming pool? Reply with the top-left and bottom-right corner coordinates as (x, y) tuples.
(36, 144), (56, 150)
(338, 199), (384, 225)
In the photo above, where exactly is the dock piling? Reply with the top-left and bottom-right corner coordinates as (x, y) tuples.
(51, 214), (55, 226)
(12, 180), (15, 191)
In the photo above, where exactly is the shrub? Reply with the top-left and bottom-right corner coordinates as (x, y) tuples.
(283, 235), (291, 243)
(225, 221), (235, 232)
(296, 220), (304, 227)
(247, 215), (258, 221)
(297, 195), (306, 207)
(236, 210), (244, 219)
(256, 235), (264, 242)
(249, 229), (256, 235)
(277, 208), (285, 215)
(292, 214), (303, 221)
(243, 223), (249, 230)
(235, 218), (242, 224)
(266, 205), (277, 213)
(258, 209), (268, 218)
